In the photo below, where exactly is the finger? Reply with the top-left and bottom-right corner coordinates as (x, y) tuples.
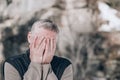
(41, 39), (46, 63)
(39, 38), (46, 51)
(50, 38), (56, 55)
(50, 38), (54, 54)
(30, 36), (37, 56)
(30, 36), (37, 49)
(45, 38), (49, 53)
(42, 38), (50, 62)
(52, 39), (56, 53)
(36, 36), (44, 49)
(38, 38), (46, 56)
(34, 36), (38, 48)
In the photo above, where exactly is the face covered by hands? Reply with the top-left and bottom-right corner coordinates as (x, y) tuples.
(28, 28), (57, 64)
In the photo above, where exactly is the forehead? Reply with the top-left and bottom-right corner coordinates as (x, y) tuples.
(32, 27), (57, 38)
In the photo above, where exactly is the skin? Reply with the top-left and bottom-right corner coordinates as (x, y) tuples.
(27, 27), (57, 64)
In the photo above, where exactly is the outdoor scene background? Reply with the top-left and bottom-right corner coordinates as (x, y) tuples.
(0, 0), (120, 80)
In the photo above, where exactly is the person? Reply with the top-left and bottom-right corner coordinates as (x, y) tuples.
(3, 19), (73, 80)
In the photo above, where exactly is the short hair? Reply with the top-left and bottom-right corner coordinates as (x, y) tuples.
(31, 19), (59, 33)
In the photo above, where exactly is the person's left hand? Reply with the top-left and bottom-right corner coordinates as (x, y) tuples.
(42, 38), (56, 64)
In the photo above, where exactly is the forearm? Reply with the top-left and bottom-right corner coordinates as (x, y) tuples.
(61, 65), (73, 80)
(4, 62), (21, 80)
(23, 62), (43, 80)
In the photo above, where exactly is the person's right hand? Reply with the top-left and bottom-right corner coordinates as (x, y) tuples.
(29, 36), (46, 63)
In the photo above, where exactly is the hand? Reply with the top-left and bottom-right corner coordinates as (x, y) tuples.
(29, 36), (56, 64)
(30, 36), (46, 63)
(42, 38), (56, 64)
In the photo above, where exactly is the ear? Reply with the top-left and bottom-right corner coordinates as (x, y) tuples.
(27, 32), (32, 43)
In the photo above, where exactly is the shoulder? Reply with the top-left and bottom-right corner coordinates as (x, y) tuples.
(52, 56), (72, 64)
(5, 53), (27, 62)
(51, 56), (72, 69)
(51, 56), (72, 79)
(3, 53), (27, 77)
(5, 50), (30, 62)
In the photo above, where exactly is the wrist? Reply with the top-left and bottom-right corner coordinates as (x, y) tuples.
(30, 55), (43, 63)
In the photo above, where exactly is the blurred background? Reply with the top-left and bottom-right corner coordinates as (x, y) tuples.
(0, 0), (120, 80)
